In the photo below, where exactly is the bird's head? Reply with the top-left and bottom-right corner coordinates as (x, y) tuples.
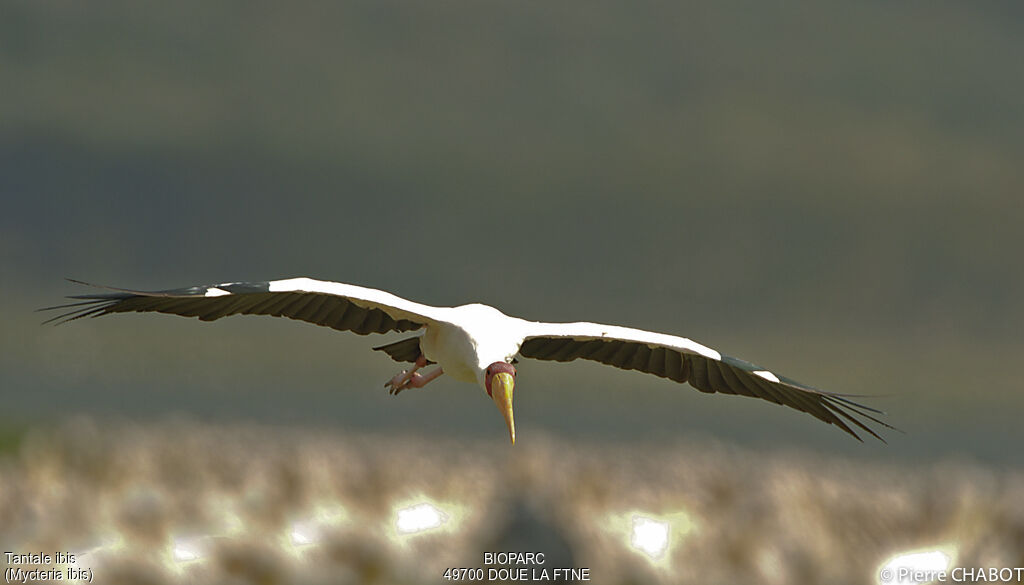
(485, 361), (517, 445)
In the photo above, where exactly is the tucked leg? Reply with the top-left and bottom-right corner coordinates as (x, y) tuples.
(391, 367), (444, 395)
(385, 355), (427, 390)
(385, 356), (438, 395)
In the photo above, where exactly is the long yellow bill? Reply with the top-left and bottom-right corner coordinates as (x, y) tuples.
(491, 372), (516, 444)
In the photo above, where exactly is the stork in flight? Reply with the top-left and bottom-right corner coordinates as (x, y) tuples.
(43, 277), (890, 443)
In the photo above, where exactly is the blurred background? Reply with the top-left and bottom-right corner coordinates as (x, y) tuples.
(2, 1), (1023, 583)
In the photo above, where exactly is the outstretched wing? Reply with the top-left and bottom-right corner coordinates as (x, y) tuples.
(517, 321), (892, 441)
(42, 277), (442, 335)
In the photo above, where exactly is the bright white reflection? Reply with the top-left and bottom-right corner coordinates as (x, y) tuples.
(395, 502), (448, 534)
(290, 520), (319, 546)
(877, 545), (956, 585)
(172, 536), (210, 563)
(605, 509), (695, 567)
(287, 505), (348, 547)
(631, 516), (670, 559)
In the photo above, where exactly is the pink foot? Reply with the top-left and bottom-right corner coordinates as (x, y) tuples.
(384, 355), (427, 394)
(388, 366), (444, 395)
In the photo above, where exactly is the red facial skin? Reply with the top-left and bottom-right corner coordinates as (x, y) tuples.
(484, 362), (516, 397)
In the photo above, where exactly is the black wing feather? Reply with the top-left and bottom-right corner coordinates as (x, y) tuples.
(371, 337), (435, 364)
(518, 336), (893, 442)
(40, 280), (424, 336)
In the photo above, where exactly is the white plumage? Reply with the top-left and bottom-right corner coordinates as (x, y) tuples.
(44, 277), (891, 443)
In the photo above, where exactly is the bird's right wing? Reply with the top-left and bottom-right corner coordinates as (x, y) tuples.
(42, 277), (444, 335)
(518, 320), (892, 441)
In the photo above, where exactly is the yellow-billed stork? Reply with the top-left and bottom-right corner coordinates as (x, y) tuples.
(43, 277), (890, 443)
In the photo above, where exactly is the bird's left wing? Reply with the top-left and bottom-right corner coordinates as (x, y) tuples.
(42, 277), (442, 335)
(517, 321), (891, 441)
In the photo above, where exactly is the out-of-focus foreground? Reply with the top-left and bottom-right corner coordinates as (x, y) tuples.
(2, 419), (1021, 585)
